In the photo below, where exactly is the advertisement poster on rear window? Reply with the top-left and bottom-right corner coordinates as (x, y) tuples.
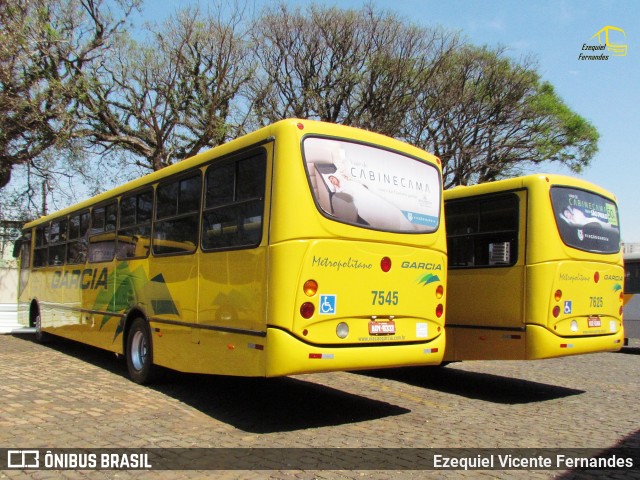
(551, 187), (620, 253)
(303, 137), (441, 233)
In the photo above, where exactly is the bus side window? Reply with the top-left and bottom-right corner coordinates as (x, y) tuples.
(153, 174), (201, 255)
(446, 193), (519, 268)
(33, 225), (48, 267)
(48, 218), (68, 266)
(117, 189), (152, 259)
(88, 202), (117, 262)
(202, 151), (266, 251)
(67, 212), (89, 264)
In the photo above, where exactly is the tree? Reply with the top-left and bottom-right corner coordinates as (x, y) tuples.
(250, 3), (458, 136)
(2, 1), (600, 216)
(402, 45), (599, 188)
(0, 0), (139, 191)
(0, 146), (119, 219)
(78, 4), (254, 172)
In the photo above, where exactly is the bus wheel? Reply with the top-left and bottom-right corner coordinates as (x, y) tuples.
(126, 318), (159, 384)
(32, 306), (48, 343)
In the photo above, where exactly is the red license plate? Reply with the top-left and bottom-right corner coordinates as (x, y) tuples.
(588, 317), (601, 328)
(369, 320), (396, 335)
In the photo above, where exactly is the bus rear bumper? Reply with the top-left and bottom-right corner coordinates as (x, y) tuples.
(264, 327), (445, 377)
(525, 324), (624, 359)
(443, 324), (624, 361)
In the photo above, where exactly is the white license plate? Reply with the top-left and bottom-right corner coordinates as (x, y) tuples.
(368, 320), (396, 335)
(588, 317), (601, 328)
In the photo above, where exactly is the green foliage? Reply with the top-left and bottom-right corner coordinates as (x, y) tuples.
(403, 44), (599, 187)
(527, 81), (599, 173)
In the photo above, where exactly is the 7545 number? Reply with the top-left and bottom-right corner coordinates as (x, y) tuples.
(371, 290), (399, 306)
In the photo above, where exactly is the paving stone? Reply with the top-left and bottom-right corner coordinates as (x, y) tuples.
(1, 335), (639, 479)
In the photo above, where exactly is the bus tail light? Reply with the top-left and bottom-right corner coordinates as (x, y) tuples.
(381, 257), (392, 272)
(303, 279), (318, 297)
(300, 302), (315, 319)
(553, 306), (561, 318)
(436, 285), (444, 299)
(554, 290), (562, 301)
(436, 304), (444, 318)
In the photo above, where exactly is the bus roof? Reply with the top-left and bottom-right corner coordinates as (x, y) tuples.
(443, 174), (617, 203)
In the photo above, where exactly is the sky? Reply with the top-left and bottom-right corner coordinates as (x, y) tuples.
(376, 0), (640, 241)
(136, 0), (639, 242)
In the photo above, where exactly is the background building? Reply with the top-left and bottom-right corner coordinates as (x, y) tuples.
(623, 242), (640, 255)
(0, 221), (21, 332)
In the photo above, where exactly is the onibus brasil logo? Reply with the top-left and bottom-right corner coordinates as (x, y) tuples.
(579, 26), (628, 60)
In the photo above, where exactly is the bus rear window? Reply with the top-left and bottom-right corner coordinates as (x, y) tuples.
(550, 186), (620, 254)
(303, 137), (441, 233)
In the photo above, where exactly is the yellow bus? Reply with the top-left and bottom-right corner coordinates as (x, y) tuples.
(623, 252), (640, 342)
(443, 174), (624, 361)
(13, 119), (447, 383)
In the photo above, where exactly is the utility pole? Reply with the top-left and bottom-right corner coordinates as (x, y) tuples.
(41, 177), (48, 216)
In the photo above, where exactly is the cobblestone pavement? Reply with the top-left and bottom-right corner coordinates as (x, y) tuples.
(0, 334), (638, 479)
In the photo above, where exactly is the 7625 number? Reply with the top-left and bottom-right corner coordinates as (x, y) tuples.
(590, 296), (603, 308)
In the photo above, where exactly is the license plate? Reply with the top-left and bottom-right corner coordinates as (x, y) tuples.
(368, 320), (396, 335)
(588, 317), (601, 328)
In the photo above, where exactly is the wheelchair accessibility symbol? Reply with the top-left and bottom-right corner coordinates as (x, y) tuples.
(319, 295), (337, 315)
(564, 301), (572, 315)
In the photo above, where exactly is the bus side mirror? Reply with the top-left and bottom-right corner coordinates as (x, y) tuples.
(12, 236), (24, 258)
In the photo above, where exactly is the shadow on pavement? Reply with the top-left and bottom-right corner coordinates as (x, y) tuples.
(355, 365), (585, 404)
(618, 346), (640, 355)
(152, 373), (411, 434)
(16, 334), (410, 434)
(556, 429), (640, 479)
(16, 333), (131, 377)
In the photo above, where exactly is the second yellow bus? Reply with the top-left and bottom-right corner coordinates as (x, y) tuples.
(443, 174), (624, 361)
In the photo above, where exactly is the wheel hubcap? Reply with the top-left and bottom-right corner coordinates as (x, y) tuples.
(130, 331), (147, 371)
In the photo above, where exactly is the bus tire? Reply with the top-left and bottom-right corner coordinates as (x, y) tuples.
(126, 318), (160, 384)
(31, 304), (49, 343)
